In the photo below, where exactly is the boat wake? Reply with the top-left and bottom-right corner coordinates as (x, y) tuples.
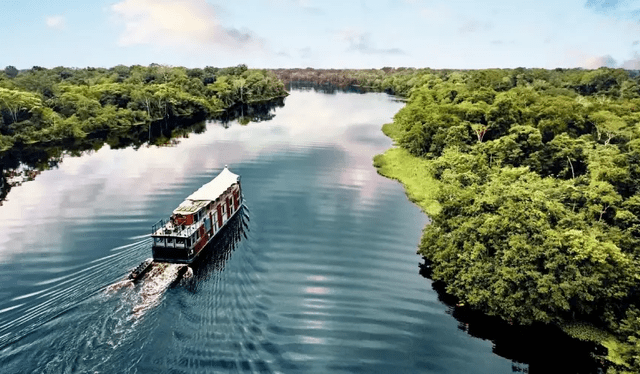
(0, 204), (249, 359)
(105, 262), (190, 320)
(0, 238), (151, 349)
(104, 279), (134, 294)
(105, 204), (250, 321)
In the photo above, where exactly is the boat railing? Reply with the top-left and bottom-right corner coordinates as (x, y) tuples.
(152, 218), (197, 238)
(152, 219), (166, 235)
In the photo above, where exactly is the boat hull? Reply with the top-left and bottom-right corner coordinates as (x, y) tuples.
(152, 205), (244, 264)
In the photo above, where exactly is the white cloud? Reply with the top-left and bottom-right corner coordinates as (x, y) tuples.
(556, 50), (640, 70)
(582, 54), (618, 68)
(337, 28), (404, 55)
(582, 54), (640, 70)
(621, 54), (640, 69)
(551, 48), (617, 69)
(111, 0), (264, 52)
(45, 15), (65, 29)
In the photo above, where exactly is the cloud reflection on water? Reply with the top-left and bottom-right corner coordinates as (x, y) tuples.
(0, 91), (402, 264)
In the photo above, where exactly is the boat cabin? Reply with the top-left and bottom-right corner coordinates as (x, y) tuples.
(151, 166), (242, 263)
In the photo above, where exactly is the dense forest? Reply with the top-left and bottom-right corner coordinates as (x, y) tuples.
(271, 67), (431, 96)
(0, 64), (286, 206)
(5, 64), (640, 370)
(0, 64), (287, 153)
(368, 66), (640, 372)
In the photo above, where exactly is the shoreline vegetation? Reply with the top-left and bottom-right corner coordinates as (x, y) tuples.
(0, 64), (287, 154)
(367, 67), (640, 373)
(4, 64), (640, 371)
(0, 98), (284, 205)
(271, 67), (430, 96)
(0, 64), (286, 205)
(271, 67), (640, 372)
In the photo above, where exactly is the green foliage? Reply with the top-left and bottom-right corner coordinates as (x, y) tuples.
(0, 87), (43, 127)
(618, 307), (640, 369)
(0, 65), (286, 152)
(374, 66), (640, 370)
(373, 145), (441, 216)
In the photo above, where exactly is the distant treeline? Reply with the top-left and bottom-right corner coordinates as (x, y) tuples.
(0, 64), (287, 152)
(366, 66), (640, 372)
(271, 67), (436, 96)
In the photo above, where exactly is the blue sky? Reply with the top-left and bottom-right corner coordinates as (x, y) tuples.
(1, 0), (639, 69)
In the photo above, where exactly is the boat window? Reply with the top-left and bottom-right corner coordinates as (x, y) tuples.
(167, 237), (173, 243)
(186, 238), (191, 247)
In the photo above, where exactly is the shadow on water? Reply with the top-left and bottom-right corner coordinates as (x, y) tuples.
(105, 206), (250, 316)
(182, 205), (250, 292)
(0, 99), (284, 205)
(218, 98), (285, 127)
(286, 81), (371, 95)
(419, 262), (606, 374)
(0, 88), (607, 373)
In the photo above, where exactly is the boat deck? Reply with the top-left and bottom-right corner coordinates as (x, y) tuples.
(152, 219), (198, 238)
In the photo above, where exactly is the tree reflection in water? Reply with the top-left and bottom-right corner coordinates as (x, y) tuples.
(419, 263), (605, 374)
(181, 205), (249, 292)
(0, 99), (284, 204)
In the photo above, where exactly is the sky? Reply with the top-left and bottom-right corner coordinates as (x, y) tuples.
(1, 0), (640, 70)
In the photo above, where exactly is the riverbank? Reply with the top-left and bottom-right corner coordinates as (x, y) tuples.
(372, 67), (640, 373)
(374, 118), (626, 372)
(3, 89), (499, 374)
(0, 65), (287, 154)
(0, 65), (287, 206)
(373, 122), (441, 217)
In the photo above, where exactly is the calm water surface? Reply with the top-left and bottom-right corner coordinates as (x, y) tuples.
(0, 90), (523, 373)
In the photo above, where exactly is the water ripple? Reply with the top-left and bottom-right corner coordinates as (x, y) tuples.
(0, 90), (530, 374)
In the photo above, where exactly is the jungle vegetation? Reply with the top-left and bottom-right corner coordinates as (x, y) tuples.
(271, 67), (432, 96)
(0, 64), (287, 153)
(5, 64), (640, 370)
(370, 66), (640, 372)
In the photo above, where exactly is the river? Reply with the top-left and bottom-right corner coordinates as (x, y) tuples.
(0, 88), (596, 373)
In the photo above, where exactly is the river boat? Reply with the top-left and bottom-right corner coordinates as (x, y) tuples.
(151, 166), (243, 264)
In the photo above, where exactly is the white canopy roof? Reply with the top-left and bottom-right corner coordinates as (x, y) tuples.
(186, 166), (239, 202)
